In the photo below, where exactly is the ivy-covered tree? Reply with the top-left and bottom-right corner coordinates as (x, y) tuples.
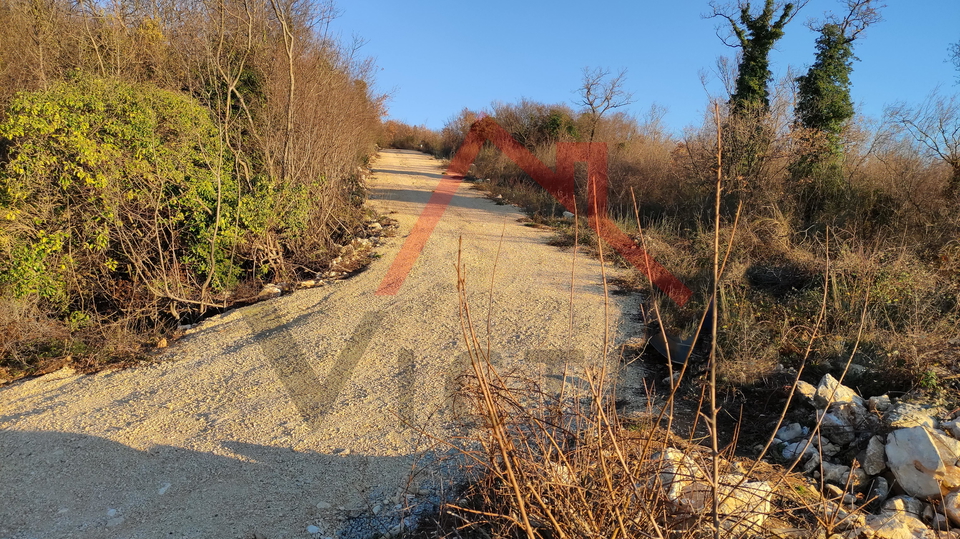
(709, 1), (804, 188)
(711, 0), (802, 114)
(792, 0), (882, 215)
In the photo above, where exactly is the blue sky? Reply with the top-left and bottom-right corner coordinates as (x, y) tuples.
(334, 1), (959, 136)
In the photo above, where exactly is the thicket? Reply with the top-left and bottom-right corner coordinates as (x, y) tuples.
(0, 0), (383, 381)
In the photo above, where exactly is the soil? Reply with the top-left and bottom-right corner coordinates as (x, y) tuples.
(0, 150), (645, 539)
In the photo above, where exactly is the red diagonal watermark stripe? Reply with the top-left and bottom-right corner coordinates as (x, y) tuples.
(375, 117), (692, 307)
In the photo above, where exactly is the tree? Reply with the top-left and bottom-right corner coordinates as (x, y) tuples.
(951, 40), (960, 83)
(894, 91), (960, 196)
(792, 0), (883, 212)
(577, 67), (633, 142)
(710, 0), (805, 114)
(795, 1), (882, 144)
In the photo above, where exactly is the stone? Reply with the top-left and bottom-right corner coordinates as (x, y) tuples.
(562, 211), (575, 219)
(795, 380), (817, 404)
(821, 411), (856, 446)
(307, 524), (320, 534)
(882, 495), (924, 518)
(258, 285), (281, 299)
(676, 477), (772, 535)
(316, 501), (332, 509)
(842, 468), (870, 492)
(825, 484), (845, 499)
(863, 512), (935, 539)
(943, 421), (960, 439)
(932, 512), (951, 531)
(823, 500), (867, 530)
(886, 426), (957, 498)
(368, 222), (382, 231)
(651, 448), (703, 502)
(776, 423), (806, 443)
(815, 374), (864, 408)
(869, 394), (893, 412)
(782, 440), (816, 461)
(932, 430), (960, 462)
(946, 491), (960, 527)
(867, 476), (890, 508)
(822, 461), (851, 485)
(886, 402), (939, 429)
(863, 435), (888, 476)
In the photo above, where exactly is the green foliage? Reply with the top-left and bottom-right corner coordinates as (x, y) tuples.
(0, 77), (240, 314)
(795, 24), (856, 150)
(729, 0), (796, 114)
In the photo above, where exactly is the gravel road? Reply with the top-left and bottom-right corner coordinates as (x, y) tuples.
(0, 149), (642, 539)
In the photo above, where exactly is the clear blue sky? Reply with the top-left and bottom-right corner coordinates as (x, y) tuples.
(334, 1), (960, 136)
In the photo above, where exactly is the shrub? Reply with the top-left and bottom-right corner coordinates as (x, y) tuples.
(0, 77), (240, 325)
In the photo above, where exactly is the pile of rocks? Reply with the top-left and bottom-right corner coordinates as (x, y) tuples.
(652, 373), (960, 537)
(256, 218), (394, 300)
(774, 374), (960, 537)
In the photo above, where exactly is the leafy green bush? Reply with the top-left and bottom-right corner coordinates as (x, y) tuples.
(0, 77), (240, 319)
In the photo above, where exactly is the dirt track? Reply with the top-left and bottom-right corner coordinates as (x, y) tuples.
(0, 150), (641, 539)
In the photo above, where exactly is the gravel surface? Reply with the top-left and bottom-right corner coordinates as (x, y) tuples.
(0, 149), (642, 539)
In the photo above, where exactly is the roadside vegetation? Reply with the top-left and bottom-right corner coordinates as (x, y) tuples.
(0, 0), (384, 382)
(384, 1), (960, 399)
(387, 3), (960, 536)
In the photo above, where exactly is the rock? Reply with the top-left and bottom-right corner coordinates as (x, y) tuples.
(258, 285), (282, 299)
(802, 451), (822, 473)
(562, 211), (575, 219)
(651, 448), (703, 502)
(307, 524), (320, 534)
(943, 421), (960, 439)
(931, 512), (951, 531)
(822, 461), (851, 485)
(842, 468), (870, 492)
(946, 491), (960, 527)
(776, 423), (806, 443)
(368, 222), (382, 231)
(316, 501), (332, 509)
(782, 440), (816, 461)
(863, 435), (887, 476)
(869, 394), (893, 412)
(886, 426), (958, 498)
(882, 495), (924, 518)
(815, 374), (864, 408)
(796, 380), (818, 404)
(863, 512), (935, 539)
(886, 402), (939, 429)
(825, 484), (845, 499)
(821, 411), (856, 446)
(823, 500), (867, 530)
(867, 476), (890, 508)
(676, 477), (772, 535)
(156, 338), (168, 349)
(932, 430), (960, 461)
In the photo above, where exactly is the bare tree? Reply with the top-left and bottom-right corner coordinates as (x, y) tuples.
(577, 67), (634, 142)
(892, 90), (960, 195)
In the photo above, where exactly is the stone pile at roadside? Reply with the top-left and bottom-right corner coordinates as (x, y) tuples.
(774, 374), (960, 538)
(651, 373), (960, 538)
